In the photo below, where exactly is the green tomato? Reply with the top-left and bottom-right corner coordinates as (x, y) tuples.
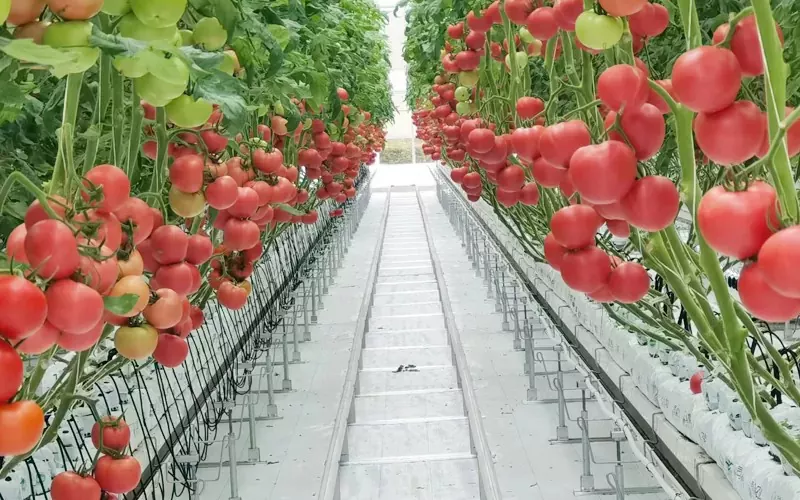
(454, 86), (471, 102)
(274, 102), (285, 116)
(143, 53), (189, 86)
(217, 52), (236, 75)
(118, 13), (178, 42)
(135, 73), (186, 107)
(458, 70), (479, 87)
(505, 51), (528, 70)
(113, 53), (148, 78)
(52, 47), (100, 76)
(130, 0), (186, 29)
(456, 101), (472, 116)
(192, 17), (227, 51)
(165, 95), (213, 127)
(101, 0), (131, 16)
(0, 0), (10, 25)
(575, 11), (623, 51)
(519, 27), (535, 44)
(42, 21), (92, 48)
(179, 29), (193, 46)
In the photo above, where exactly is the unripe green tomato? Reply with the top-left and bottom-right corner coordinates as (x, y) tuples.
(217, 51), (240, 75)
(130, 0), (186, 29)
(456, 101), (472, 116)
(454, 86), (471, 102)
(101, 0), (131, 16)
(0, 0), (10, 25)
(274, 102), (285, 116)
(165, 95), (213, 128)
(505, 51), (528, 70)
(55, 47), (100, 75)
(135, 73), (186, 107)
(519, 27), (535, 44)
(458, 70), (479, 87)
(192, 17), (227, 51)
(118, 13), (178, 42)
(43, 21), (92, 48)
(575, 11), (623, 50)
(179, 29), (193, 46)
(113, 53), (148, 78)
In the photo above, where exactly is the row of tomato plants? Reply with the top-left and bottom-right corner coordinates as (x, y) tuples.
(0, 0), (389, 497)
(411, 0), (800, 476)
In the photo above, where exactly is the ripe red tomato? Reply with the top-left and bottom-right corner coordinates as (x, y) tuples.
(526, 7), (558, 40)
(465, 30), (486, 50)
(531, 157), (567, 188)
(467, 9), (493, 33)
(154, 263), (196, 296)
(629, 3), (669, 38)
(497, 165), (526, 191)
(468, 128), (496, 154)
(552, 0), (583, 31)
(16, 321), (60, 355)
(51, 471), (102, 500)
(550, 205), (603, 249)
(757, 226), (800, 299)
(671, 46), (742, 113)
(694, 100), (765, 166)
(0, 341), (23, 403)
(504, 0), (532, 25)
(336, 87), (350, 101)
(113, 197), (155, 245)
(252, 149), (284, 174)
(588, 286), (615, 303)
(597, 64), (649, 113)
(82, 164), (130, 213)
(200, 130), (228, 153)
(713, 15), (783, 77)
(273, 177), (297, 204)
(91, 416), (131, 453)
(568, 141), (637, 204)
(606, 219), (630, 238)
(57, 320), (104, 352)
(620, 176), (680, 232)
(25, 220), (80, 280)
(169, 154), (205, 193)
(228, 187), (260, 219)
(738, 261), (800, 322)
(516, 97), (544, 120)
(109, 275), (150, 317)
(217, 281), (249, 310)
(78, 247), (118, 295)
(605, 103), (666, 160)
(8, 0), (46, 26)
(519, 183), (540, 206)
(143, 289), (183, 329)
(697, 182), (777, 259)
(510, 126), (543, 161)
(496, 189), (520, 208)
(598, 0), (646, 16)
(608, 262), (649, 303)
(560, 247), (612, 293)
(0, 400), (44, 456)
(186, 234), (213, 265)
(223, 219), (261, 251)
(94, 455), (142, 494)
(150, 225), (189, 266)
(0, 275), (48, 341)
(46, 280), (104, 334)
(689, 372), (704, 395)
(153, 334), (190, 368)
(205, 176), (239, 210)
(539, 120), (591, 167)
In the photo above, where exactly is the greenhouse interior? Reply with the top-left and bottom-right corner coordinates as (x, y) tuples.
(1, 0), (800, 499)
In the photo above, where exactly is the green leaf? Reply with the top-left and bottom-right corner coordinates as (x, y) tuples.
(179, 45), (225, 73)
(267, 25), (291, 50)
(1, 39), (77, 67)
(104, 294), (139, 315)
(215, 0), (239, 43)
(191, 70), (248, 133)
(275, 203), (305, 216)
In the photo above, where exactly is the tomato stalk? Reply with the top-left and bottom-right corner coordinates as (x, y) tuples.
(50, 72), (85, 196)
(111, 69), (126, 167)
(126, 88), (144, 177)
(148, 108), (170, 202)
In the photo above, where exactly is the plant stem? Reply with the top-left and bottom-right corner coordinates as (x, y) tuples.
(50, 72), (85, 196)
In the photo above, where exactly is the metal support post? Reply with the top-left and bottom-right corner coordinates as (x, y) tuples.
(226, 414), (241, 500)
(303, 282), (312, 341)
(292, 301), (302, 363)
(579, 389), (594, 491)
(281, 320), (292, 391)
(512, 283), (522, 350)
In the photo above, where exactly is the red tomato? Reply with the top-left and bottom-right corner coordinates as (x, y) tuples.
(77, 210), (122, 253)
(713, 15), (783, 77)
(605, 103), (666, 160)
(228, 187), (260, 219)
(82, 164), (130, 213)
(516, 97), (544, 120)
(597, 64), (649, 113)
(200, 130), (228, 153)
(694, 100), (765, 166)
(91, 416), (131, 453)
(8, 0), (46, 26)
(465, 30), (486, 50)
(526, 7), (558, 40)
(467, 128), (496, 154)
(588, 286), (615, 303)
(552, 0), (583, 31)
(598, 0), (646, 16)
(57, 320), (104, 352)
(143, 289), (183, 329)
(757, 226), (800, 299)
(568, 141), (637, 204)
(608, 262), (650, 303)
(519, 183), (540, 206)
(0, 275), (48, 341)
(169, 155), (205, 193)
(24, 195), (69, 229)
(606, 219), (630, 238)
(550, 205), (603, 249)
(78, 246), (118, 295)
(504, 0), (532, 24)
(252, 149), (284, 174)
(0, 400), (44, 456)
(109, 275), (150, 317)
(531, 157), (567, 188)
(223, 219), (261, 251)
(153, 334), (190, 368)
(6, 224), (29, 263)
(620, 176), (680, 232)
(539, 120), (591, 167)
(497, 165), (526, 191)
(671, 46), (741, 113)
(94, 455), (142, 494)
(738, 261), (800, 321)
(16, 321), (59, 355)
(150, 225), (189, 266)
(466, 10), (493, 33)
(46, 280), (105, 334)
(113, 198), (155, 245)
(186, 234), (213, 265)
(689, 372), (704, 394)
(336, 87), (350, 101)
(560, 247), (612, 293)
(25, 220), (80, 280)
(0, 341), (23, 403)
(496, 189), (520, 207)
(217, 281), (249, 310)
(154, 263), (196, 296)
(629, 3), (669, 38)
(51, 471), (102, 500)
(697, 182), (777, 259)
(205, 176), (239, 210)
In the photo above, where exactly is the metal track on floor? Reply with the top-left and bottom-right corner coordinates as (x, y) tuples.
(319, 187), (500, 500)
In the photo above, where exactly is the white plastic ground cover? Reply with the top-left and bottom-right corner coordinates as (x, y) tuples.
(437, 168), (800, 500)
